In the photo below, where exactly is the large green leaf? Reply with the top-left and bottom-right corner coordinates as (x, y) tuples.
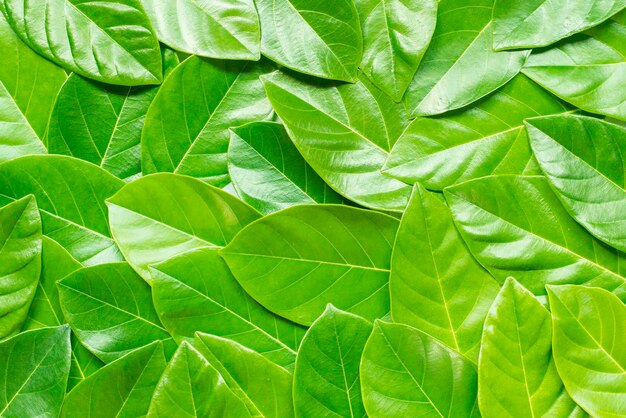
(355, 0), (437, 101)
(445, 175), (626, 300)
(150, 247), (305, 369)
(478, 278), (583, 418)
(383, 75), (569, 190)
(228, 121), (344, 214)
(141, 56), (273, 185)
(221, 205), (398, 325)
(61, 341), (166, 418)
(391, 185), (499, 363)
(527, 115), (626, 253)
(0, 325), (71, 417)
(194, 333), (294, 418)
(255, 0), (362, 82)
(0, 195), (41, 339)
(404, 0), (529, 117)
(107, 173), (261, 282)
(548, 285), (626, 417)
(293, 305), (371, 418)
(262, 71), (412, 212)
(58, 262), (176, 362)
(360, 321), (479, 417)
(0, 155), (124, 265)
(0, 0), (162, 86)
(523, 11), (626, 121)
(140, 0), (260, 60)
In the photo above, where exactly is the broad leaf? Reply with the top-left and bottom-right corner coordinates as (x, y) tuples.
(151, 247), (305, 369)
(479, 278), (583, 418)
(527, 115), (626, 253)
(107, 173), (261, 282)
(194, 333), (294, 418)
(383, 75), (569, 190)
(262, 71), (412, 212)
(445, 175), (626, 300)
(404, 0), (529, 116)
(523, 11), (626, 121)
(228, 121), (344, 214)
(548, 285), (626, 417)
(58, 262), (176, 362)
(140, 0), (260, 60)
(141, 56), (273, 185)
(293, 305), (371, 418)
(255, 0), (362, 82)
(360, 321), (479, 417)
(0, 155), (124, 265)
(61, 341), (167, 418)
(221, 205), (398, 325)
(390, 185), (499, 362)
(0, 325), (71, 417)
(355, 0), (437, 101)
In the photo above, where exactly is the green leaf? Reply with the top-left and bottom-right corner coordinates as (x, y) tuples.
(445, 175), (626, 300)
(107, 173), (261, 282)
(221, 205), (398, 325)
(293, 305), (371, 418)
(141, 56), (273, 185)
(391, 185), (499, 363)
(140, 0), (260, 60)
(0, 155), (124, 265)
(527, 115), (626, 253)
(404, 0), (529, 116)
(0, 325), (71, 417)
(194, 333), (295, 418)
(255, 0), (362, 82)
(360, 321), (479, 417)
(383, 75), (569, 190)
(262, 71), (412, 212)
(355, 0), (437, 101)
(150, 247), (305, 370)
(478, 278), (583, 418)
(61, 341), (167, 418)
(0, 0), (162, 86)
(548, 285), (626, 417)
(523, 11), (626, 121)
(147, 341), (250, 418)
(228, 121), (344, 214)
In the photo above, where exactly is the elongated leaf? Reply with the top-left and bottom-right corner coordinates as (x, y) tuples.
(61, 341), (166, 418)
(151, 247), (305, 369)
(140, 0), (260, 60)
(445, 175), (626, 300)
(147, 342), (250, 417)
(479, 278), (583, 418)
(404, 0), (529, 116)
(0, 325), (71, 417)
(523, 11), (626, 121)
(107, 173), (260, 282)
(383, 75), (569, 190)
(194, 333), (294, 418)
(0, 0), (162, 85)
(222, 205), (398, 325)
(527, 115), (626, 253)
(361, 321), (479, 417)
(548, 285), (626, 417)
(256, 0), (362, 82)
(262, 71), (412, 212)
(293, 305), (371, 418)
(391, 185), (499, 362)
(141, 56), (273, 185)
(355, 0), (437, 101)
(228, 122), (343, 214)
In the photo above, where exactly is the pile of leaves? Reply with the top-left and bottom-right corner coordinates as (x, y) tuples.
(1, 0), (625, 416)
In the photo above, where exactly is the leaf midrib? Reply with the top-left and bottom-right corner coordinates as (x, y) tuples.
(221, 251), (389, 272)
